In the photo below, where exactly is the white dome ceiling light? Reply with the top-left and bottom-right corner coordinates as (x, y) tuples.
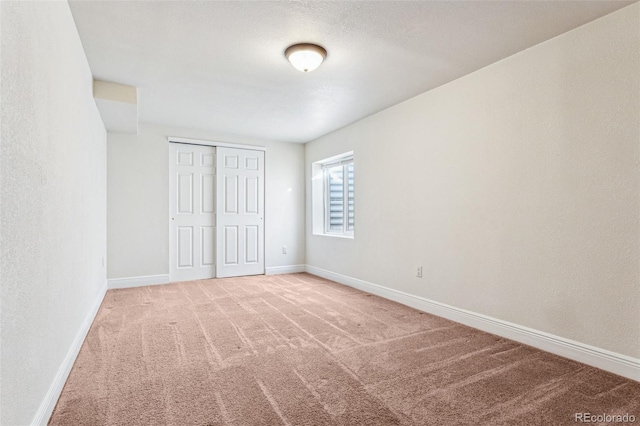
(284, 43), (327, 73)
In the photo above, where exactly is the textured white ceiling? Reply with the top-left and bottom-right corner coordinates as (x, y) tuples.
(69, 1), (634, 143)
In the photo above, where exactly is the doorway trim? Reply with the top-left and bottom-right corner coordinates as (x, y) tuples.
(168, 136), (267, 152)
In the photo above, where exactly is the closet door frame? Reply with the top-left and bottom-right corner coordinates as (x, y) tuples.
(168, 137), (266, 282)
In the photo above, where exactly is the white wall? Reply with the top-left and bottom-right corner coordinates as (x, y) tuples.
(0, 2), (107, 425)
(305, 4), (639, 359)
(107, 123), (305, 279)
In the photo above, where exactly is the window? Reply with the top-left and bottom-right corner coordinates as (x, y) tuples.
(312, 153), (354, 237)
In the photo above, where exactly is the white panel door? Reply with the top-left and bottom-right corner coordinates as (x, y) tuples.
(169, 143), (216, 281)
(216, 147), (264, 277)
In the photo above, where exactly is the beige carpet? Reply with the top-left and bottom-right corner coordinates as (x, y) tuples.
(50, 273), (639, 425)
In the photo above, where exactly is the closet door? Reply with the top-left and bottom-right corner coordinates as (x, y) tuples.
(216, 147), (265, 277)
(169, 143), (216, 281)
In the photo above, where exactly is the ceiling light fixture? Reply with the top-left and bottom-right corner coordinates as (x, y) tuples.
(285, 43), (327, 73)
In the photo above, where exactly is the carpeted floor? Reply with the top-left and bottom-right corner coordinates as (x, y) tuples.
(50, 273), (639, 425)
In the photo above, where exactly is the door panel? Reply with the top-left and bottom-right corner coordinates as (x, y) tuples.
(201, 152), (215, 167)
(170, 143), (216, 281)
(178, 174), (194, 214)
(201, 174), (215, 213)
(224, 176), (239, 214)
(224, 154), (239, 169)
(245, 156), (259, 170)
(224, 226), (238, 265)
(177, 151), (193, 166)
(177, 227), (193, 267)
(245, 177), (258, 214)
(245, 225), (259, 264)
(201, 226), (215, 266)
(216, 147), (264, 277)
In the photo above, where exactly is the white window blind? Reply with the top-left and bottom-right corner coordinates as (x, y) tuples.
(323, 157), (354, 235)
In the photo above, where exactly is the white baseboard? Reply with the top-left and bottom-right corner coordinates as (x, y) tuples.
(265, 265), (306, 275)
(31, 281), (108, 426)
(108, 268), (309, 287)
(107, 274), (170, 289)
(305, 265), (640, 382)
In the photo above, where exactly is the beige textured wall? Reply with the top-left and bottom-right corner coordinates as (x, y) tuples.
(107, 123), (305, 279)
(305, 4), (640, 358)
(0, 2), (108, 424)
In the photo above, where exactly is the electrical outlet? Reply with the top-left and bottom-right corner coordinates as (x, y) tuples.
(282, 246), (287, 254)
(416, 266), (423, 278)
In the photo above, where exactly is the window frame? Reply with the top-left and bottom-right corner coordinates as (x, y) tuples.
(321, 155), (354, 237)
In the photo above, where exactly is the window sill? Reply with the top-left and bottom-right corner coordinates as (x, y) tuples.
(312, 232), (354, 239)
